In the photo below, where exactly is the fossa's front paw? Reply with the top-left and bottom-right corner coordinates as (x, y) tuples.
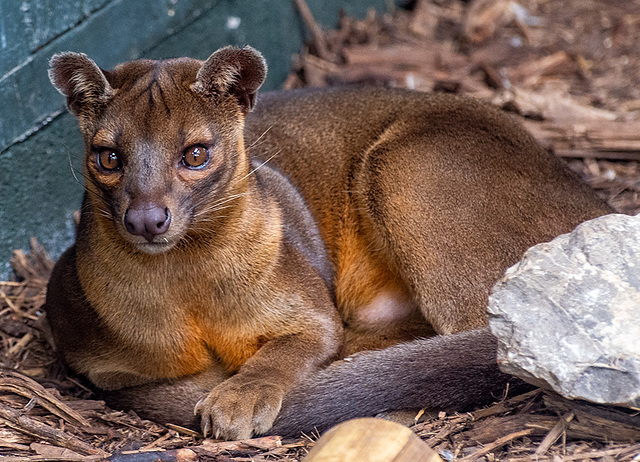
(194, 375), (284, 440)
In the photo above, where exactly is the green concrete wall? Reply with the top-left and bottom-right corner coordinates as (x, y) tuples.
(0, 0), (390, 279)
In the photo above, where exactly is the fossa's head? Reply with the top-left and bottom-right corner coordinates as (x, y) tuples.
(49, 47), (267, 254)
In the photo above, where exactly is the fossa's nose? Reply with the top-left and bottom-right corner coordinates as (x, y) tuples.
(124, 202), (171, 242)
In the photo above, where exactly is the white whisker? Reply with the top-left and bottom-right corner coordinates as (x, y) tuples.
(232, 149), (283, 187)
(248, 125), (274, 149)
(193, 192), (249, 218)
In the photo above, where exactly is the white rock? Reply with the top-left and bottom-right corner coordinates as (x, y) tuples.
(488, 213), (640, 408)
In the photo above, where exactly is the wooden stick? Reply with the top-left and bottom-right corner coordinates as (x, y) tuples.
(0, 442), (31, 451)
(6, 332), (34, 355)
(534, 412), (574, 456)
(139, 431), (173, 451)
(555, 150), (640, 161)
(0, 369), (91, 427)
(0, 403), (107, 457)
(293, 0), (333, 62)
(457, 429), (534, 461)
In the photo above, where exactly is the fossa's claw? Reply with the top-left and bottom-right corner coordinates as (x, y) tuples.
(194, 398), (204, 416)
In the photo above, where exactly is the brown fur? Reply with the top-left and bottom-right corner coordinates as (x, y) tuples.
(45, 46), (612, 439)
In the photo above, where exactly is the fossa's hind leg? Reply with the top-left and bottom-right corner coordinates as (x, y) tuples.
(354, 124), (609, 334)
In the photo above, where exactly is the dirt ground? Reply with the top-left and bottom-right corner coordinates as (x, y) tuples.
(2, 1), (640, 461)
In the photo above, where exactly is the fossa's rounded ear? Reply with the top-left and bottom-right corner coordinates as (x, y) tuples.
(48, 52), (114, 118)
(194, 46), (267, 115)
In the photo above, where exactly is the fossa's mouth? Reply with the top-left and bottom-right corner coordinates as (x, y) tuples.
(134, 239), (177, 255)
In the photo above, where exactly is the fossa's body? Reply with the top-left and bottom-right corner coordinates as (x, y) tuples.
(45, 47), (611, 439)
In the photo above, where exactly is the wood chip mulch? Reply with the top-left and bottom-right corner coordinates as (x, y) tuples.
(2, 1), (640, 460)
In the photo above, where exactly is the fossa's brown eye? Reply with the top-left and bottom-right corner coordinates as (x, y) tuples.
(182, 145), (209, 169)
(97, 149), (122, 171)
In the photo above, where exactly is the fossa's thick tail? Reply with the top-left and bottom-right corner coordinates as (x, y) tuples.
(269, 327), (531, 436)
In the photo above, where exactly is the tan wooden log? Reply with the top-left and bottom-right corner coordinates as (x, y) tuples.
(302, 417), (442, 462)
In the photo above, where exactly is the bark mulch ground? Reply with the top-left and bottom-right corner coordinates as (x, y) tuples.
(2, 1), (640, 460)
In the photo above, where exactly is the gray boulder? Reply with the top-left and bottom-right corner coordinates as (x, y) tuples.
(488, 213), (640, 408)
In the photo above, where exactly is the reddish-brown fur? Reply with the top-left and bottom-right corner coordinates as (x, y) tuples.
(45, 46), (612, 440)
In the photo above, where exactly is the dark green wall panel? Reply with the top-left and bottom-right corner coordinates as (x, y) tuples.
(146, 1), (302, 90)
(0, 0), (112, 76)
(0, 1), (30, 76)
(0, 113), (83, 276)
(23, 0), (85, 51)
